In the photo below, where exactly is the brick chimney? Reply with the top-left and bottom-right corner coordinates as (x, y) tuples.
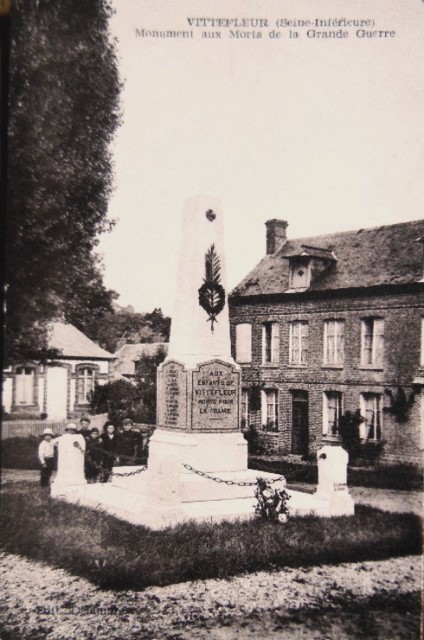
(265, 219), (288, 254)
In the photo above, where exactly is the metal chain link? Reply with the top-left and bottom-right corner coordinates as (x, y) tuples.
(73, 441), (147, 478)
(182, 463), (286, 486)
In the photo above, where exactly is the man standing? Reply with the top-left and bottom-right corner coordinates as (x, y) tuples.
(78, 417), (91, 442)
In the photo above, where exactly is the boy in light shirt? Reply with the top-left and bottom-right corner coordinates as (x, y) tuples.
(38, 428), (57, 487)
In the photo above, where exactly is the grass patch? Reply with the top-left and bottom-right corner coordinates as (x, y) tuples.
(0, 481), (421, 591)
(1, 437), (41, 470)
(249, 456), (423, 491)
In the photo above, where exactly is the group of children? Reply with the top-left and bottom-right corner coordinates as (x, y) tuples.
(37, 417), (146, 487)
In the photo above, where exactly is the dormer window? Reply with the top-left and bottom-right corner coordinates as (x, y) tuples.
(289, 258), (310, 290)
(285, 245), (337, 292)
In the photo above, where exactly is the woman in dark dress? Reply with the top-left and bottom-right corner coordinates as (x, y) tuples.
(101, 421), (119, 482)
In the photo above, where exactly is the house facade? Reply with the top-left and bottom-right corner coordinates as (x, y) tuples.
(2, 322), (114, 420)
(229, 219), (424, 465)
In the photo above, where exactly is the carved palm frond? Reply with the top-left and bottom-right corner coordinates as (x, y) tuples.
(198, 244), (226, 332)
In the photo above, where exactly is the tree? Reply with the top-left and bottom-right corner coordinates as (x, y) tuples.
(4, 0), (121, 364)
(133, 345), (167, 423)
(90, 306), (171, 354)
(90, 379), (139, 427)
(90, 346), (167, 425)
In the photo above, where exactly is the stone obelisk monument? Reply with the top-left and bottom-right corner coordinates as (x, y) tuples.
(139, 196), (262, 526)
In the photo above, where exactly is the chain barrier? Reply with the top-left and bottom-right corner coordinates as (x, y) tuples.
(182, 463), (286, 487)
(182, 457), (317, 486)
(72, 443), (315, 484)
(73, 441), (147, 479)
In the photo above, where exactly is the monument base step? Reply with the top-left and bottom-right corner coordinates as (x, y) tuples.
(51, 476), (354, 529)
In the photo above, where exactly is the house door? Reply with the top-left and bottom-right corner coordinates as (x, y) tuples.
(291, 390), (309, 455)
(46, 366), (68, 419)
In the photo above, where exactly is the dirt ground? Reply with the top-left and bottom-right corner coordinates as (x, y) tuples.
(0, 551), (421, 640)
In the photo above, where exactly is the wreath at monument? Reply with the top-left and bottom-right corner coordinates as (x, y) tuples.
(198, 243), (226, 332)
(255, 477), (291, 523)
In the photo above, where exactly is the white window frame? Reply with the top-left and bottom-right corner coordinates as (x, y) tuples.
(235, 323), (252, 364)
(361, 318), (384, 367)
(260, 389), (278, 432)
(323, 320), (345, 366)
(322, 391), (343, 436)
(360, 393), (383, 441)
(15, 366), (36, 405)
(76, 366), (96, 405)
(289, 321), (309, 364)
(262, 322), (280, 364)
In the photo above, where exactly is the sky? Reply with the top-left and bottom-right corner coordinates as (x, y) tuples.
(98, 0), (424, 315)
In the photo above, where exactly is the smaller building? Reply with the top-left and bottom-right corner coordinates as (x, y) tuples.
(2, 322), (115, 420)
(113, 342), (168, 382)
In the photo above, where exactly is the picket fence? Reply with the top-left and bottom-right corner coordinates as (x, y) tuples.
(1, 420), (68, 439)
(1, 420), (155, 440)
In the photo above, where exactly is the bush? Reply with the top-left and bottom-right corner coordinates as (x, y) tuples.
(249, 456), (423, 491)
(249, 456), (318, 484)
(348, 464), (423, 491)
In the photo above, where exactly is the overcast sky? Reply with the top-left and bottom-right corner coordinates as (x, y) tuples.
(99, 0), (423, 315)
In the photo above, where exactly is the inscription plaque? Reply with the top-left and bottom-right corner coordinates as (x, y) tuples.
(192, 360), (240, 432)
(157, 361), (187, 430)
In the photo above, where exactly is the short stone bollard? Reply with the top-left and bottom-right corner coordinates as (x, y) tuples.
(314, 445), (354, 516)
(51, 432), (87, 497)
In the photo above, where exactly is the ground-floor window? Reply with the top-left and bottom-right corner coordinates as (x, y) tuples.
(360, 393), (383, 440)
(323, 391), (343, 436)
(241, 388), (250, 429)
(261, 389), (278, 432)
(15, 366), (36, 405)
(76, 366), (96, 405)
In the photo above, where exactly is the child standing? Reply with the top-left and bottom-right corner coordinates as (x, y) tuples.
(38, 428), (57, 487)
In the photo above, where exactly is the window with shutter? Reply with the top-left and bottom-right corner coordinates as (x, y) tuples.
(76, 367), (96, 405)
(323, 391), (343, 436)
(235, 323), (252, 363)
(290, 321), (308, 364)
(15, 366), (35, 405)
(324, 320), (345, 365)
(360, 393), (383, 441)
(262, 322), (279, 364)
(261, 389), (278, 431)
(361, 318), (384, 367)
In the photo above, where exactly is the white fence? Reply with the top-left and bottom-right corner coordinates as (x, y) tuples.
(1, 419), (156, 439)
(1, 420), (68, 439)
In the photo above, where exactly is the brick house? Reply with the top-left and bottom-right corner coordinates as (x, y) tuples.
(2, 322), (115, 420)
(229, 219), (424, 465)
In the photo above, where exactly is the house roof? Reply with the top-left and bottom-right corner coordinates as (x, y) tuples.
(114, 342), (169, 376)
(231, 219), (424, 298)
(48, 322), (114, 359)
